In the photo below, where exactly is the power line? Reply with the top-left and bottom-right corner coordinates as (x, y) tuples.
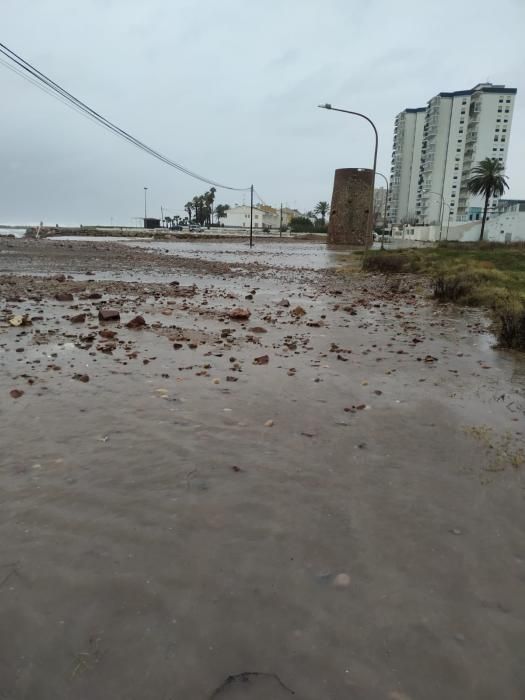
(0, 42), (250, 192)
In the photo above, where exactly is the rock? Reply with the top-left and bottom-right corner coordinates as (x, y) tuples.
(8, 315), (27, 327)
(70, 313), (86, 323)
(291, 306), (306, 317)
(264, 419), (274, 427)
(55, 274), (66, 282)
(226, 376), (238, 382)
(99, 329), (117, 339)
(98, 308), (120, 322)
(10, 389), (24, 399)
(87, 292), (102, 300)
(253, 354), (269, 365)
(169, 280), (180, 286)
(55, 292), (74, 302)
(212, 378), (220, 384)
(73, 374), (90, 383)
(334, 573), (351, 588)
(173, 343), (183, 350)
(249, 327), (267, 334)
(229, 308), (251, 321)
(278, 299), (290, 307)
(126, 315), (146, 329)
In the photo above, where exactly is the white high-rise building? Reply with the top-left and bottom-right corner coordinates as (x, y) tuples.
(387, 83), (517, 225)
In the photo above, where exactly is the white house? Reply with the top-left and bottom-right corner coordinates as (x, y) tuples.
(391, 199), (525, 243)
(223, 205), (281, 230)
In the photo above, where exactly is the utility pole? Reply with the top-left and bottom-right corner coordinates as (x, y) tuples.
(249, 185), (254, 248)
(280, 202), (283, 238)
(161, 205), (164, 228)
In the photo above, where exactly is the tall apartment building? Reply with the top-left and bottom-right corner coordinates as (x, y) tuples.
(388, 83), (517, 225)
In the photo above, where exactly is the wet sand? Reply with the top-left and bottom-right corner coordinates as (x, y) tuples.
(1, 238), (524, 699)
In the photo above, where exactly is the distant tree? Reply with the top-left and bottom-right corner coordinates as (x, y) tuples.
(164, 215), (172, 229)
(314, 201), (329, 225)
(215, 203), (230, 224)
(174, 215), (180, 226)
(185, 202), (193, 223)
(289, 216), (314, 233)
(467, 158), (509, 241)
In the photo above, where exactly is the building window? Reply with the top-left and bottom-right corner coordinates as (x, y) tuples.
(496, 118), (501, 123)
(493, 147), (497, 151)
(504, 118), (508, 123)
(499, 98), (503, 103)
(498, 108), (502, 113)
(506, 99), (511, 103)
(494, 136), (499, 141)
(505, 109), (509, 113)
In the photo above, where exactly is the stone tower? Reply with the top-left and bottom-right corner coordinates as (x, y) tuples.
(327, 168), (373, 245)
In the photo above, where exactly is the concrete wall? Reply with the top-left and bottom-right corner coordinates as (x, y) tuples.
(328, 168), (373, 245)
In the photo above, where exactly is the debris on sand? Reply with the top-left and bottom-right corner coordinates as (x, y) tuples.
(291, 306), (306, 317)
(253, 354), (269, 365)
(98, 308), (120, 322)
(73, 374), (90, 383)
(229, 308), (251, 321)
(10, 389), (24, 399)
(8, 314), (31, 327)
(126, 315), (146, 329)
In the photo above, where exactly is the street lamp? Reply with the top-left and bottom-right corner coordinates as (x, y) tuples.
(376, 171), (389, 250)
(144, 187), (148, 221)
(318, 103), (378, 246)
(423, 190), (451, 240)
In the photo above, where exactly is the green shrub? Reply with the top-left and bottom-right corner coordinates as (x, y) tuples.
(362, 253), (408, 273)
(497, 304), (525, 350)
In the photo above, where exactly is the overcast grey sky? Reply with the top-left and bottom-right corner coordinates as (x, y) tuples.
(1, 0), (524, 225)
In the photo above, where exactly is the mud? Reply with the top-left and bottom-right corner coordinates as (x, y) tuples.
(1, 238), (524, 699)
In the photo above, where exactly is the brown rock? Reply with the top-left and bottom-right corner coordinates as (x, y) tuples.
(70, 313), (86, 323)
(73, 374), (90, 383)
(126, 315), (146, 329)
(55, 292), (74, 302)
(229, 308), (251, 321)
(55, 274), (66, 283)
(173, 343), (183, 350)
(87, 292), (102, 300)
(99, 329), (117, 339)
(291, 306), (306, 317)
(10, 389), (24, 399)
(249, 327), (267, 334)
(98, 308), (120, 322)
(278, 299), (290, 307)
(253, 354), (269, 365)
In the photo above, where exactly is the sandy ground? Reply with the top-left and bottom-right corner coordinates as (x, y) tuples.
(1, 238), (524, 699)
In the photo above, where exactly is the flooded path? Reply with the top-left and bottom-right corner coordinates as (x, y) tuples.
(1, 237), (524, 699)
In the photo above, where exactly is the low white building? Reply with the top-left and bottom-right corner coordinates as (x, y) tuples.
(223, 205), (279, 229)
(391, 199), (525, 243)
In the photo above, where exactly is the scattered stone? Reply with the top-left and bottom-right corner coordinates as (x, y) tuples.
(70, 313), (86, 323)
(73, 374), (90, 383)
(54, 274), (66, 283)
(291, 306), (306, 317)
(126, 315), (146, 329)
(253, 354), (269, 365)
(98, 308), (120, 322)
(55, 292), (74, 302)
(229, 307), (251, 321)
(212, 378), (221, 384)
(10, 389), (24, 399)
(249, 327), (267, 334)
(173, 343), (183, 350)
(333, 573), (351, 588)
(87, 292), (102, 300)
(99, 329), (117, 339)
(8, 315), (30, 327)
(226, 376), (238, 382)
(264, 419), (274, 427)
(278, 298), (290, 307)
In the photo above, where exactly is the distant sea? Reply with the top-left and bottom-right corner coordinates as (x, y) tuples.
(0, 227), (26, 238)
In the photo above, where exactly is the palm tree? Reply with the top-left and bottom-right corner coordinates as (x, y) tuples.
(467, 158), (509, 241)
(184, 202), (193, 223)
(215, 204), (230, 225)
(164, 215), (172, 229)
(313, 201), (329, 225)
